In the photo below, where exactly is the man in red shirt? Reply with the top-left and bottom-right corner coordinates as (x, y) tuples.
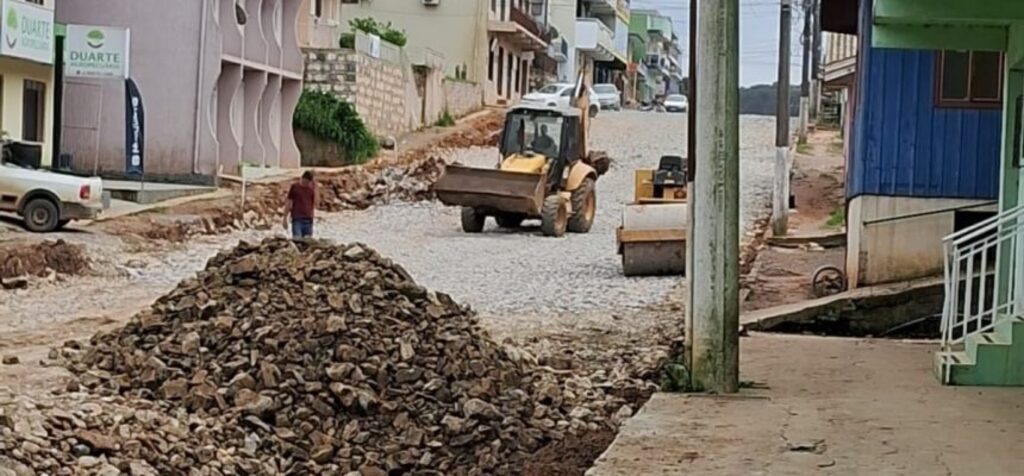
(284, 171), (318, 239)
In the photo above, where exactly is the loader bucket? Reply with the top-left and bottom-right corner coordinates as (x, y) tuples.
(434, 165), (547, 216)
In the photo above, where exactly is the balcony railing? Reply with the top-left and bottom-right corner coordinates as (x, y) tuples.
(576, 17), (614, 59)
(510, 6), (542, 39)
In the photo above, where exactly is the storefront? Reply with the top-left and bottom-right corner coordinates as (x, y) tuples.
(0, 0), (55, 168)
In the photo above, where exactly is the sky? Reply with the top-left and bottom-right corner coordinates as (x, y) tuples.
(631, 0), (807, 87)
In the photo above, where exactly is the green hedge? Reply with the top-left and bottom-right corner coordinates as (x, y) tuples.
(293, 90), (379, 165)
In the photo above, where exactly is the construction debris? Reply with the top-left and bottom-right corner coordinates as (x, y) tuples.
(0, 240), (90, 284)
(131, 112), (503, 242)
(1, 238), (656, 474)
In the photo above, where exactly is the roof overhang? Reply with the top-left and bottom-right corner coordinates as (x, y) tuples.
(871, 0), (1024, 51)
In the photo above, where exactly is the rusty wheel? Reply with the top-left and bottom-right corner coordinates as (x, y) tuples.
(811, 265), (846, 298)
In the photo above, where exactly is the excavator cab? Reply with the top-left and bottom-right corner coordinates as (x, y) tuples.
(497, 106), (582, 195)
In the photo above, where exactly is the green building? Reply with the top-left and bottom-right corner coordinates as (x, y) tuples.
(629, 9), (682, 102)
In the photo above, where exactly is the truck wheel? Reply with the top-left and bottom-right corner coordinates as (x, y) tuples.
(495, 213), (524, 229)
(589, 105), (599, 118)
(541, 195), (568, 237)
(23, 198), (60, 233)
(568, 178), (596, 233)
(461, 207), (485, 233)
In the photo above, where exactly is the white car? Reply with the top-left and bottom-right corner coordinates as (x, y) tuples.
(0, 160), (106, 232)
(593, 83), (622, 111)
(520, 83), (602, 117)
(664, 94), (689, 113)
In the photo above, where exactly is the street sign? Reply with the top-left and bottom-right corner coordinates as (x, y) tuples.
(0, 0), (53, 65)
(65, 25), (130, 79)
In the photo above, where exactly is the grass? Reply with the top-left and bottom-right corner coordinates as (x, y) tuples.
(796, 141), (811, 155)
(826, 206), (846, 228)
(435, 109), (456, 127)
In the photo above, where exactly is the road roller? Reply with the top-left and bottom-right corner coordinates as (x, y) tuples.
(616, 156), (688, 276)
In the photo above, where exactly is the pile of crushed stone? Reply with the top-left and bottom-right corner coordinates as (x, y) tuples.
(0, 238), (649, 475)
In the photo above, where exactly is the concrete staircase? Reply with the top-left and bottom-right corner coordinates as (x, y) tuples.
(938, 204), (1024, 386)
(936, 316), (1024, 386)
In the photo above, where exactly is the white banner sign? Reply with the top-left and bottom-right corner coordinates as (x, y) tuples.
(368, 34), (381, 59)
(65, 25), (130, 79)
(0, 0), (53, 65)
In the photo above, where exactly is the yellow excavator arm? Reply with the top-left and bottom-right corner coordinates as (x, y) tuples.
(572, 65), (591, 158)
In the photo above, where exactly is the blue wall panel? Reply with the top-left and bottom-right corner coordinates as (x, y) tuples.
(849, 0), (1002, 200)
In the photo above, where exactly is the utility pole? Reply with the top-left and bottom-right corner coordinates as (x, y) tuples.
(810, 0), (823, 121)
(798, 0), (811, 143)
(685, 0), (698, 377)
(691, 0), (740, 393)
(773, 0), (792, 237)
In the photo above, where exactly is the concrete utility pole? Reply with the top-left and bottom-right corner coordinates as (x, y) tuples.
(691, 0), (740, 393)
(685, 0), (698, 374)
(810, 0), (823, 121)
(798, 0), (811, 143)
(773, 0), (792, 237)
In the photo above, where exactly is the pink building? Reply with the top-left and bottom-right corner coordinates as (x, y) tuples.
(57, 0), (304, 183)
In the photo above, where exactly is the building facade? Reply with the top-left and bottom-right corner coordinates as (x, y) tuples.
(548, 0), (629, 86)
(57, 0), (303, 182)
(830, 0), (1002, 288)
(630, 9), (680, 99)
(342, 0), (547, 106)
(298, 0), (343, 50)
(0, 0), (56, 168)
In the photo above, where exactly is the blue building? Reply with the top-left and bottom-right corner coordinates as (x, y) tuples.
(825, 0), (1003, 287)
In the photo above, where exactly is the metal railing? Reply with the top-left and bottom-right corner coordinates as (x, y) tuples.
(939, 203), (1024, 383)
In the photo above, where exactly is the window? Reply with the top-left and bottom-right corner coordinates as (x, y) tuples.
(22, 80), (45, 143)
(937, 50), (1003, 107)
(311, 0), (323, 18)
(520, 59), (529, 94)
(497, 48), (505, 95)
(488, 49), (495, 81)
(507, 54), (514, 97)
(24, 0), (42, 4)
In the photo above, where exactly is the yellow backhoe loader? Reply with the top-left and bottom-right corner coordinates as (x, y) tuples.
(616, 156), (689, 276)
(433, 71), (610, 237)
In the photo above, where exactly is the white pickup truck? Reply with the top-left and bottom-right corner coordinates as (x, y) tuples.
(0, 161), (106, 232)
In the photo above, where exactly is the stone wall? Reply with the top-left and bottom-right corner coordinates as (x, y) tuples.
(304, 49), (484, 139)
(304, 49), (411, 138)
(443, 80), (483, 119)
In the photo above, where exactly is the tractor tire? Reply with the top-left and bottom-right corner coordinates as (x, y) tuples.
(461, 207), (486, 233)
(495, 213), (524, 229)
(540, 195), (568, 237)
(22, 197), (60, 233)
(568, 178), (596, 233)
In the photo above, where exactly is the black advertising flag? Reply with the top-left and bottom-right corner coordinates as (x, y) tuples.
(125, 78), (145, 175)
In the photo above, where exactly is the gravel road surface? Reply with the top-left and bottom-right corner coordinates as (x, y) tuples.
(1, 111), (777, 348)
(317, 111), (776, 321)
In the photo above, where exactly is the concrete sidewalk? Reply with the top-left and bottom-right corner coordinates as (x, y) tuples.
(588, 334), (1024, 475)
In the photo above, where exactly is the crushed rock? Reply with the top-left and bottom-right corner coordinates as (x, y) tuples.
(2, 237), (660, 475)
